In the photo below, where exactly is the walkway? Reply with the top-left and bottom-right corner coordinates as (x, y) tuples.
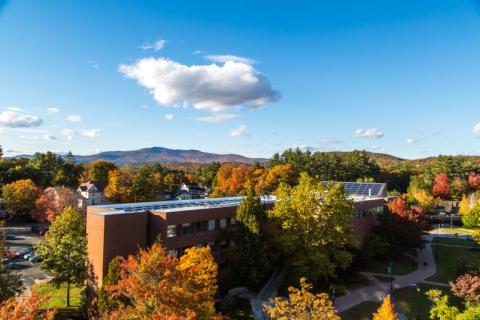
(335, 234), (437, 312)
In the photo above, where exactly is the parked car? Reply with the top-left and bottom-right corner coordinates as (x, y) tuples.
(15, 247), (32, 258)
(28, 256), (41, 263)
(23, 253), (34, 260)
(5, 261), (15, 269)
(31, 225), (49, 235)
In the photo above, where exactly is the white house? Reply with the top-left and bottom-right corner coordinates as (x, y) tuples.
(77, 181), (108, 209)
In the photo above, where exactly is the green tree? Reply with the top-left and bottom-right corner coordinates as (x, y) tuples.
(27, 152), (65, 187)
(132, 164), (165, 202)
(269, 173), (356, 285)
(1, 179), (40, 219)
(87, 160), (117, 182)
(229, 181), (272, 289)
(97, 257), (123, 315)
(35, 206), (87, 307)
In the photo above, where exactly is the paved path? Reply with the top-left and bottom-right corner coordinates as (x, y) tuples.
(335, 235), (437, 312)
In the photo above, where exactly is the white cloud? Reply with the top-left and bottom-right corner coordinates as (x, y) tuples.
(141, 39), (167, 51)
(43, 134), (56, 141)
(119, 58), (279, 113)
(66, 114), (81, 122)
(4, 149), (22, 154)
(0, 109), (43, 128)
(47, 107), (60, 113)
(204, 54), (258, 65)
(473, 122), (480, 134)
(230, 124), (248, 137)
(62, 128), (77, 140)
(321, 138), (342, 145)
(165, 114), (174, 121)
(80, 128), (101, 138)
(405, 138), (418, 144)
(196, 113), (238, 123)
(352, 128), (384, 139)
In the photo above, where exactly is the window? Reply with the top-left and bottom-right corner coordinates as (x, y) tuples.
(196, 221), (208, 233)
(208, 219), (216, 231)
(220, 218), (227, 229)
(219, 239), (228, 250)
(167, 225), (177, 238)
(230, 217), (237, 225)
(182, 223), (193, 235)
(195, 243), (204, 248)
(167, 249), (178, 257)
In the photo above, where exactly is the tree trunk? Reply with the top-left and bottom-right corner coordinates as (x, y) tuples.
(66, 281), (70, 307)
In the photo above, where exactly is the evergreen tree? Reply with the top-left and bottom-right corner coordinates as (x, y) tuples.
(97, 257), (122, 315)
(229, 181), (272, 289)
(35, 206), (87, 306)
(373, 295), (398, 320)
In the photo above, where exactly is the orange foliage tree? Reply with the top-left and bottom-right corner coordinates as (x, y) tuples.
(32, 187), (79, 222)
(387, 197), (424, 222)
(450, 274), (480, 303)
(433, 173), (450, 200)
(469, 172), (480, 191)
(0, 290), (55, 320)
(211, 164), (259, 197)
(373, 295), (398, 320)
(255, 164), (294, 194)
(103, 243), (219, 319)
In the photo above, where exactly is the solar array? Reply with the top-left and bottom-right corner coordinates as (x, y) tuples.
(93, 196), (276, 214)
(321, 182), (386, 198)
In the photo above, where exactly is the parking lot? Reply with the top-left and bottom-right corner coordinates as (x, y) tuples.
(5, 225), (50, 288)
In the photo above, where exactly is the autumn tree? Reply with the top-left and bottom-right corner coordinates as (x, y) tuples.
(0, 290), (55, 320)
(103, 243), (219, 319)
(269, 173), (356, 284)
(228, 181), (272, 289)
(450, 274), (480, 303)
(426, 289), (460, 319)
(211, 164), (257, 197)
(104, 167), (135, 203)
(32, 187), (79, 222)
(433, 173), (451, 199)
(131, 164), (165, 202)
(264, 277), (340, 320)
(373, 295), (398, 320)
(255, 163), (294, 194)
(469, 172), (480, 191)
(461, 204), (480, 228)
(387, 198), (424, 222)
(86, 160), (117, 182)
(35, 206), (87, 307)
(2, 179), (40, 219)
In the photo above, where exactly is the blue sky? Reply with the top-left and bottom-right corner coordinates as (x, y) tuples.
(1, 0), (480, 159)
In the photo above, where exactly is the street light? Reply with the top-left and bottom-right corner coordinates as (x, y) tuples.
(416, 285), (421, 320)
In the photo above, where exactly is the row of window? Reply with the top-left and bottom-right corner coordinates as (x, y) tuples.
(167, 217), (237, 238)
(167, 239), (230, 257)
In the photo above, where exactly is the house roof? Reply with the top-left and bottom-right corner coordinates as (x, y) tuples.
(78, 181), (107, 192)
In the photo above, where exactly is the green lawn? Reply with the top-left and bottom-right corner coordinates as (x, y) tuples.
(33, 282), (83, 309)
(341, 284), (461, 320)
(373, 275), (395, 283)
(433, 237), (476, 247)
(363, 254), (416, 276)
(428, 242), (480, 283)
(434, 227), (475, 236)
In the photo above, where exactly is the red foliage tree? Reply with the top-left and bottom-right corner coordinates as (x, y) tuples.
(32, 187), (79, 222)
(387, 198), (424, 222)
(0, 290), (56, 320)
(433, 173), (450, 199)
(450, 274), (480, 303)
(469, 172), (480, 191)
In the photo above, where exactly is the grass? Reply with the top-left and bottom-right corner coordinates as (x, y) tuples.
(33, 282), (83, 309)
(434, 227), (475, 236)
(363, 254), (416, 276)
(341, 284), (461, 320)
(428, 240), (480, 283)
(433, 237), (476, 247)
(373, 275), (395, 283)
(222, 297), (254, 320)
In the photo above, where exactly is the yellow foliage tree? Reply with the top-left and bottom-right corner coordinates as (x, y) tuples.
(373, 295), (398, 320)
(459, 194), (470, 215)
(264, 278), (340, 320)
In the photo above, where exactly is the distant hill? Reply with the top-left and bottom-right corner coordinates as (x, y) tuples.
(71, 147), (267, 165)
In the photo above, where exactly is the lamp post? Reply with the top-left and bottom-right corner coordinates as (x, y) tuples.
(416, 285), (421, 320)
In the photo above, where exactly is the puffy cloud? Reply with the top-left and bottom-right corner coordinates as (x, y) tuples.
(204, 54), (257, 65)
(473, 122), (480, 134)
(80, 128), (100, 138)
(352, 128), (384, 139)
(0, 109), (43, 128)
(405, 138), (418, 144)
(165, 114), (174, 121)
(66, 114), (81, 122)
(47, 107), (60, 113)
(62, 128), (77, 140)
(230, 124), (248, 137)
(43, 134), (56, 141)
(119, 58), (279, 113)
(196, 113), (238, 123)
(141, 39), (167, 51)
